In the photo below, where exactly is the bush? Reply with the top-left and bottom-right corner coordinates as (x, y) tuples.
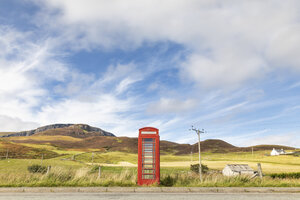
(160, 175), (176, 186)
(293, 152), (300, 157)
(190, 164), (209, 174)
(269, 172), (300, 179)
(27, 164), (47, 174)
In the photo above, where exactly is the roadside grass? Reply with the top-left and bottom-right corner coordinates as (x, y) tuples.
(0, 164), (137, 187)
(0, 163), (299, 187)
(0, 144), (299, 187)
(162, 172), (300, 187)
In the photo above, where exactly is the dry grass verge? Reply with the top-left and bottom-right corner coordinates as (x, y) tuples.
(0, 165), (299, 187)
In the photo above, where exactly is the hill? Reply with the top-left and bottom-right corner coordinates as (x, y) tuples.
(0, 124), (297, 156)
(247, 144), (296, 151)
(0, 124), (115, 138)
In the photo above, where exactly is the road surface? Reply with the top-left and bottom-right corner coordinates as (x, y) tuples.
(0, 193), (300, 200)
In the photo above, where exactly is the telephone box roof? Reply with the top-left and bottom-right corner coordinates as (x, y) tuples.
(139, 127), (158, 131)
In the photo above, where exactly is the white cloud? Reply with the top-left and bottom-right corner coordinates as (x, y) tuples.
(147, 98), (197, 114)
(0, 27), (48, 122)
(54, 71), (95, 97)
(180, 53), (266, 88)
(36, 94), (132, 124)
(0, 115), (39, 132)
(116, 77), (140, 95)
(32, 0), (300, 88)
(266, 25), (300, 71)
(0, 27), (147, 135)
(245, 132), (300, 148)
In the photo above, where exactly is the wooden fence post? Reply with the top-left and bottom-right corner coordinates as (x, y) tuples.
(41, 154), (44, 165)
(6, 149), (8, 160)
(46, 166), (51, 175)
(92, 153), (94, 165)
(257, 163), (263, 180)
(98, 166), (101, 179)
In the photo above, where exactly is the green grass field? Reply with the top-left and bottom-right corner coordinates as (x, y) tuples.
(0, 138), (299, 187)
(0, 160), (300, 187)
(66, 151), (300, 173)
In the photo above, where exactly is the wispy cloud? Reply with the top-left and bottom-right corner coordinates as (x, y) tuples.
(147, 98), (197, 115)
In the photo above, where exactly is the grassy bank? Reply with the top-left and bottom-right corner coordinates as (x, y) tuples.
(0, 162), (299, 187)
(0, 149), (299, 187)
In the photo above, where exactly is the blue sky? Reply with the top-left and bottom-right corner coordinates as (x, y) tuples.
(1, 0), (300, 147)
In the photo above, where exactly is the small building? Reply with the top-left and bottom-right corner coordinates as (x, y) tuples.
(270, 148), (286, 156)
(222, 164), (255, 176)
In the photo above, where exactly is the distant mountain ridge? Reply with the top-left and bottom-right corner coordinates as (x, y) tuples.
(0, 124), (297, 155)
(0, 124), (115, 138)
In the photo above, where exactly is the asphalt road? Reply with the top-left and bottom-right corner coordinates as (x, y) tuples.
(0, 193), (300, 200)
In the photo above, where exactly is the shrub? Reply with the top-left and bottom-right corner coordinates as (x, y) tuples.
(293, 152), (300, 157)
(269, 172), (300, 179)
(160, 175), (176, 186)
(27, 164), (47, 174)
(190, 164), (209, 174)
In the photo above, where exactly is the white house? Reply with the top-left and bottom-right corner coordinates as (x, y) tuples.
(222, 164), (255, 176)
(270, 148), (286, 156)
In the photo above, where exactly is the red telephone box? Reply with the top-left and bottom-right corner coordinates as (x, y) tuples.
(138, 127), (160, 185)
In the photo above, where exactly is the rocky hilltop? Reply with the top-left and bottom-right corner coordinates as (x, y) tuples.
(0, 124), (115, 138)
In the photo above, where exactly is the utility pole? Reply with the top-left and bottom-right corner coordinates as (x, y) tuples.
(190, 126), (205, 183)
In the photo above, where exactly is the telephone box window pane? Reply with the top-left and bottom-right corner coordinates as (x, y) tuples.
(143, 169), (154, 174)
(144, 159), (153, 163)
(143, 174), (155, 179)
(143, 164), (154, 168)
(144, 138), (154, 142)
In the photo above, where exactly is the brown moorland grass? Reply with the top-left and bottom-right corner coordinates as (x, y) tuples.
(7, 135), (82, 142)
(0, 140), (60, 159)
(3, 133), (297, 156)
